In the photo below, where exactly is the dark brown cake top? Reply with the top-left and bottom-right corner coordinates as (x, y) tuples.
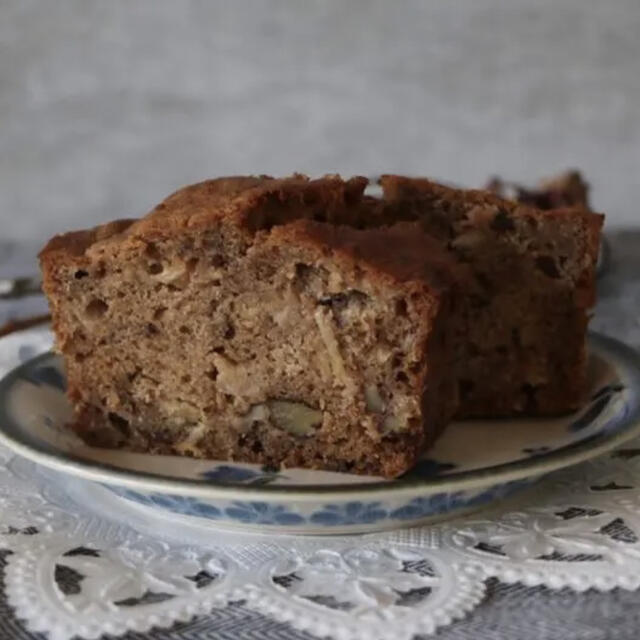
(40, 173), (603, 276)
(39, 174), (368, 259)
(273, 219), (467, 294)
(379, 174), (603, 224)
(40, 174), (473, 295)
(378, 174), (604, 259)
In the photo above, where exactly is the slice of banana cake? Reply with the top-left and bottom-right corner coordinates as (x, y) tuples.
(379, 175), (603, 417)
(39, 175), (462, 477)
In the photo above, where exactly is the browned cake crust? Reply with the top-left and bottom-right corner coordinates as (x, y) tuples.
(379, 175), (603, 416)
(40, 175), (463, 477)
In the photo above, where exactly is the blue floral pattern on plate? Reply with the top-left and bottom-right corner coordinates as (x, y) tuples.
(390, 493), (463, 520)
(389, 480), (533, 520)
(105, 482), (533, 527)
(224, 501), (305, 525)
(110, 488), (223, 519)
(309, 502), (388, 526)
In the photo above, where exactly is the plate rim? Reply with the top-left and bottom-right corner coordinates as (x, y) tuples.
(0, 331), (639, 501)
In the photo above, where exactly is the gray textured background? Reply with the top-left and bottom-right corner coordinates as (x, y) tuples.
(1, 0), (639, 247)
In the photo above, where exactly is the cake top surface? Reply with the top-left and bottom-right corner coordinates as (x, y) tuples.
(40, 173), (603, 268)
(379, 174), (604, 224)
(39, 174), (367, 258)
(269, 219), (468, 294)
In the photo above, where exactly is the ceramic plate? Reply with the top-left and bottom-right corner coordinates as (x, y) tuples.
(0, 332), (639, 534)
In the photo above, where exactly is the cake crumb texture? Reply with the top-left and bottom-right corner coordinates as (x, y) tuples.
(40, 175), (463, 477)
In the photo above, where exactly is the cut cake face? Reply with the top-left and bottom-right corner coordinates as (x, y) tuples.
(40, 176), (463, 477)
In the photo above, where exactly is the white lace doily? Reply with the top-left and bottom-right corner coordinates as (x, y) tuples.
(2, 328), (640, 640)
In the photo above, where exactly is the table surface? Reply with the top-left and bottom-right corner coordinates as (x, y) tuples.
(1, 0), (639, 246)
